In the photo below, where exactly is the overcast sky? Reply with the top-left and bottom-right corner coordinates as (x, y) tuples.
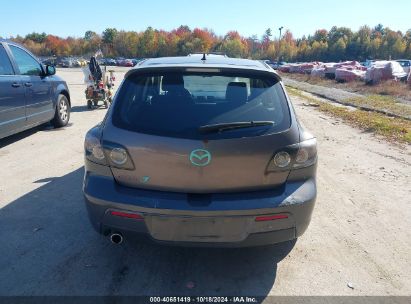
(1, 0), (410, 39)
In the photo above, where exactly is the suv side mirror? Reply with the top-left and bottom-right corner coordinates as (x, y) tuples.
(46, 65), (56, 76)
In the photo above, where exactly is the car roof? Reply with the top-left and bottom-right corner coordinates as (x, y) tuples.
(0, 39), (36, 53)
(0, 39), (22, 47)
(133, 56), (277, 74)
(0, 39), (40, 60)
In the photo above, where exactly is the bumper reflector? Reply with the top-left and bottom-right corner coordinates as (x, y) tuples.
(255, 214), (288, 222)
(110, 211), (143, 220)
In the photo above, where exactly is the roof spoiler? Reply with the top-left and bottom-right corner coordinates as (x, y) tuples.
(188, 52), (228, 57)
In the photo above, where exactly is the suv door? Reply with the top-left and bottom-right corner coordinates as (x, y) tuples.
(0, 43), (26, 139)
(8, 45), (54, 126)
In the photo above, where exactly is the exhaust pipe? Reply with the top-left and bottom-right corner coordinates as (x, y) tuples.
(110, 232), (124, 245)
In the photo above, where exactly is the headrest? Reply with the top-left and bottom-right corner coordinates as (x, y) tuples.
(226, 82), (248, 104)
(162, 74), (185, 92)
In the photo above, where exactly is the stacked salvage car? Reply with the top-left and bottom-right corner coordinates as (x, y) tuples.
(365, 61), (408, 84)
(280, 60), (409, 85)
(334, 62), (367, 82)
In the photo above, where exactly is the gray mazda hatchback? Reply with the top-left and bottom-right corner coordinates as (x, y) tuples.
(83, 55), (317, 247)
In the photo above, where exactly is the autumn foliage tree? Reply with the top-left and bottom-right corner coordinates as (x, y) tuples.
(11, 24), (411, 63)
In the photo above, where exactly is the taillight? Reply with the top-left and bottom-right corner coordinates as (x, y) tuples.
(293, 138), (317, 169)
(110, 148), (128, 166)
(273, 151), (291, 168)
(84, 131), (134, 170)
(269, 138), (317, 171)
(110, 211), (143, 220)
(255, 214), (289, 222)
(84, 129), (107, 166)
(102, 141), (135, 170)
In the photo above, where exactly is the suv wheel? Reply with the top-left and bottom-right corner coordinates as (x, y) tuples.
(52, 94), (70, 128)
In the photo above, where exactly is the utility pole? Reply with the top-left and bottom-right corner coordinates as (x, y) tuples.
(278, 26), (284, 63)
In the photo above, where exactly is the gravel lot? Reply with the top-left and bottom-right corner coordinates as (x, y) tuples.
(0, 67), (410, 297)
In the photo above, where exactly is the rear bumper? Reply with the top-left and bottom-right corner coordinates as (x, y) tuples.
(83, 164), (316, 247)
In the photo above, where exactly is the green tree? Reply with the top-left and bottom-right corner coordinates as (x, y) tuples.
(309, 41), (328, 61)
(404, 29), (411, 58)
(328, 27), (352, 45)
(25, 32), (47, 43)
(391, 38), (407, 59)
(102, 28), (118, 56)
(137, 27), (157, 57)
(113, 31), (139, 57)
(373, 24), (385, 37)
(330, 38), (347, 61)
(219, 33), (246, 58)
(102, 28), (118, 44)
(313, 29), (328, 43)
(263, 28), (272, 42)
(84, 31), (98, 41)
(347, 25), (372, 60)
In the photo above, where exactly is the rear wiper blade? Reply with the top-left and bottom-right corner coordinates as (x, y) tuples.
(199, 121), (274, 134)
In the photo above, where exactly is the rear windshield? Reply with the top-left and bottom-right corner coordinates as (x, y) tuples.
(112, 71), (291, 139)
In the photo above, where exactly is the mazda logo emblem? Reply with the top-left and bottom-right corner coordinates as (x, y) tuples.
(189, 149), (211, 167)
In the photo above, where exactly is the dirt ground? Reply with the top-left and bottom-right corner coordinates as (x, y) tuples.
(0, 67), (410, 297)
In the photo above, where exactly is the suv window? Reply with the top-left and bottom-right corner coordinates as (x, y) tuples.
(112, 71), (290, 140)
(0, 45), (14, 75)
(398, 61), (411, 67)
(9, 45), (42, 76)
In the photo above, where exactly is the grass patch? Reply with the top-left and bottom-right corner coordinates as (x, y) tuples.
(345, 95), (411, 118)
(287, 87), (411, 144)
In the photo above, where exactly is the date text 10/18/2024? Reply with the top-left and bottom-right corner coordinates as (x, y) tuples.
(149, 297), (258, 303)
